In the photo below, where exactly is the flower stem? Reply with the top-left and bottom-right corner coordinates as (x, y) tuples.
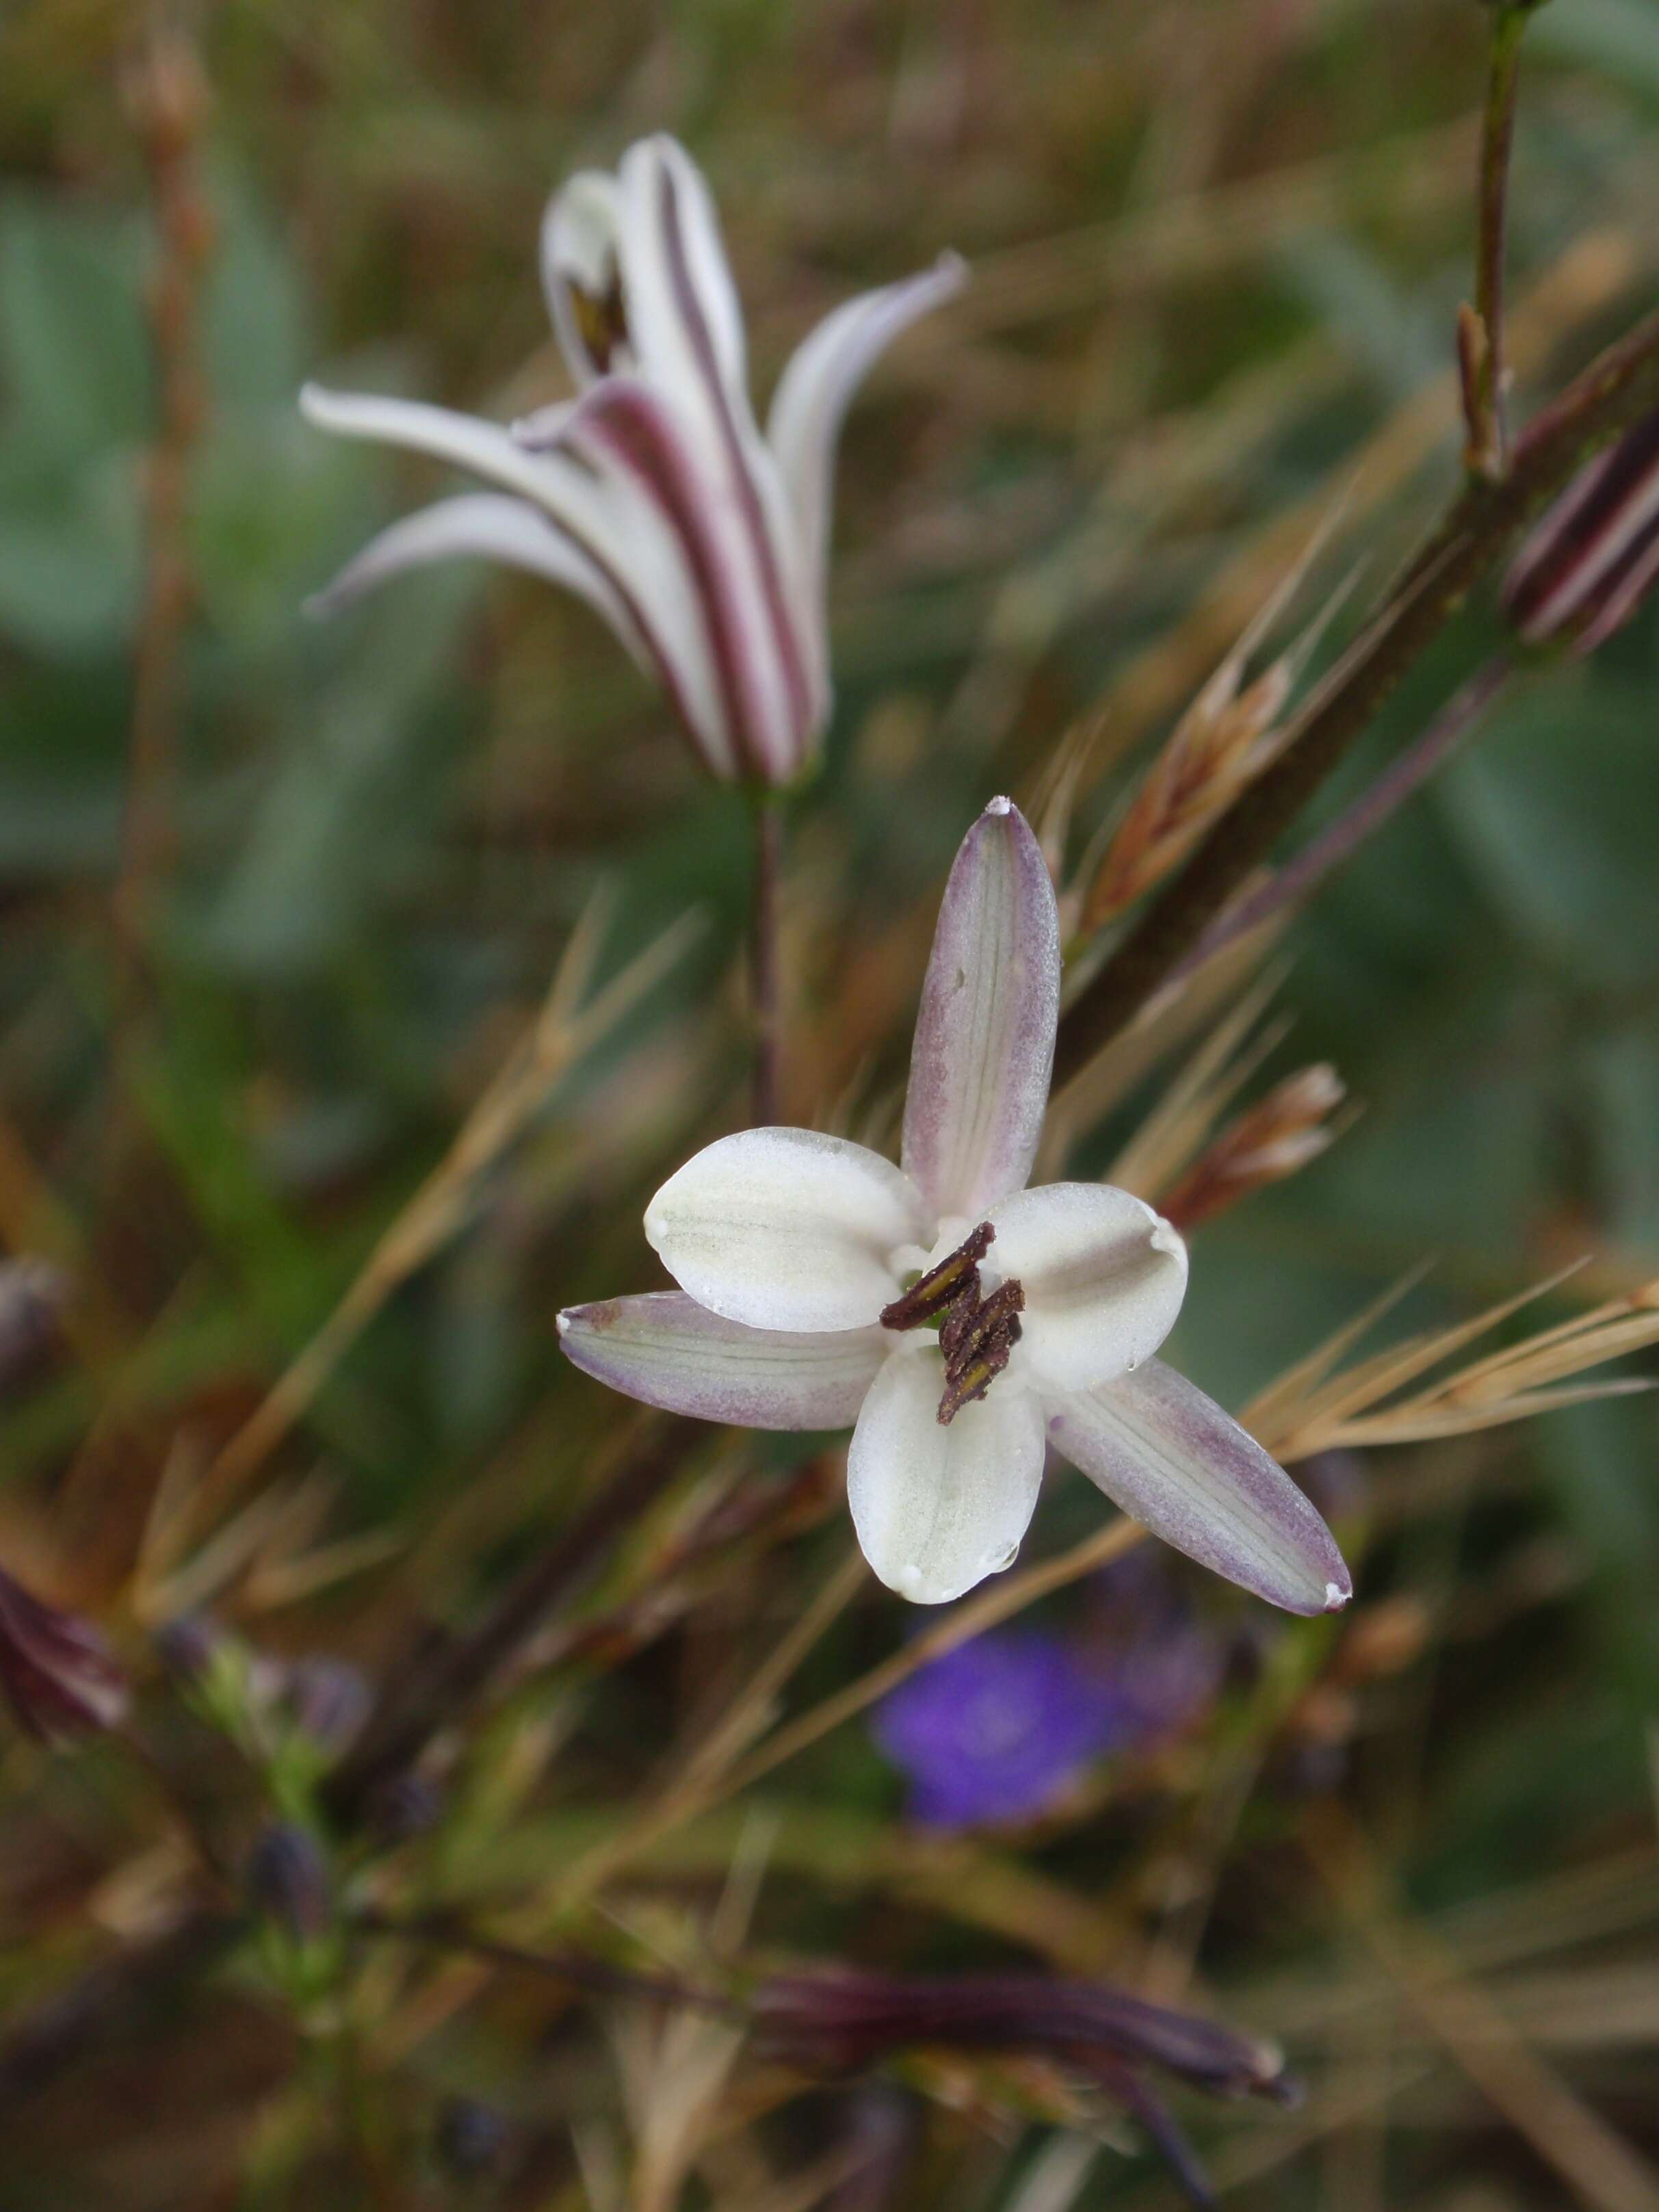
(1464, 3), (1531, 477)
(749, 790), (785, 1127)
(1051, 303), (1659, 1087)
(1176, 652), (1513, 979)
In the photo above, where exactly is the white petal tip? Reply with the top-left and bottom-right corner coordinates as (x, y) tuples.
(555, 1311), (572, 1336)
(298, 381), (332, 420)
(985, 794), (1013, 815)
(1150, 1219), (1186, 1259)
(933, 248), (969, 287)
(300, 590), (334, 621)
(1323, 1580), (1352, 1613)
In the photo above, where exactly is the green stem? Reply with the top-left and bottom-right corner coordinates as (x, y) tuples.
(1467, 3), (1530, 476)
(1051, 304), (1659, 1089)
(749, 790), (785, 1127)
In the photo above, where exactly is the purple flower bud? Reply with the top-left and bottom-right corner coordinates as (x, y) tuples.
(366, 1769), (443, 1845)
(871, 1629), (1121, 1829)
(0, 1258), (69, 1396)
(152, 1612), (228, 1689)
(437, 2097), (508, 2175)
(755, 1964), (1297, 2207)
(246, 1822), (332, 1942)
(0, 1563), (130, 1746)
(1502, 406), (1659, 654)
(282, 1658), (371, 1756)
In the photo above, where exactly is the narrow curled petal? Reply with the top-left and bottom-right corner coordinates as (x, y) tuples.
(902, 798), (1061, 1222)
(848, 1351), (1045, 1604)
(644, 1128), (928, 1333)
(302, 384), (737, 779)
(558, 1292), (887, 1429)
(303, 493), (647, 661)
(1046, 1360), (1352, 1615)
(767, 252), (966, 612)
(991, 1183), (1187, 1390)
(300, 385), (584, 513)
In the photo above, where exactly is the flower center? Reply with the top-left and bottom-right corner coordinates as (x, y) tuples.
(567, 261), (631, 374)
(879, 1221), (1025, 1428)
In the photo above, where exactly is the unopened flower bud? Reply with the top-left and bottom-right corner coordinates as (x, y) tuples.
(366, 1770), (444, 1847)
(1502, 405), (1659, 655)
(246, 1822), (332, 1943)
(0, 1564), (130, 1746)
(754, 1967), (1296, 2107)
(437, 2097), (508, 2175)
(0, 1257), (70, 1397)
(282, 1658), (371, 1757)
(152, 1612), (226, 1689)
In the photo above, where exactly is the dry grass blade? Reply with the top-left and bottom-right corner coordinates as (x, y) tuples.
(160, 901), (701, 1549)
(1307, 1806), (1659, 2212)
(1157, 1063), (1346, 1234)
(1106, 965), (1288, 1199)
(1250, 1266), (1659, 1461)
(1077, 547), (1336, 933)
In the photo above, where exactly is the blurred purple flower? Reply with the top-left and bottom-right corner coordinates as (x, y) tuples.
(872, 1628), (1119, 1828)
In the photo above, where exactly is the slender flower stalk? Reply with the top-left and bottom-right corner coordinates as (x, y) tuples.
(561, 798), (1351, 1613)
(300, 135), (963, 789)
(1461, 2), (1532, 477)
(1051, 304), (1659, 1086)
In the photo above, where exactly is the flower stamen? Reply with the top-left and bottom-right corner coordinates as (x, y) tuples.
(878, 1221), (995, 1331)
(880, 1223), (1024, 1425)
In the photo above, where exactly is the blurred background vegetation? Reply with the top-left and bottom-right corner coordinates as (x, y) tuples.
(1, 0), (1658, 2206)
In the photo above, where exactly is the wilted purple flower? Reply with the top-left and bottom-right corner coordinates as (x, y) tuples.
(1502, 405), (1659, 653)
(873, 1628), (1120, 1827)
(562, 798), (1350, 1613)
(755, 1966), (1296, 2209)
(302, 134), (963, 788)
(0, 1563), (130, 1746)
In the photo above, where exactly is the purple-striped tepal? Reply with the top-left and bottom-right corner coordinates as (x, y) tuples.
(560, 797), (1353, 1614)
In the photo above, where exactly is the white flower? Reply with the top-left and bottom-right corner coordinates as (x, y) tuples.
(299, 133), (964, 788)
(560, 798), (1353, 1613)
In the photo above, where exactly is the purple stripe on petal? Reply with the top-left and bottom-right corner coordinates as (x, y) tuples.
(902, 798), (1061, 1223)
(1504, 406), (1659, 645)
(558, 1292), (887, 1430)
(566, 378), (787, 783)
(653, 155), (815, 775)
(1047, 1359), (1352, 1617)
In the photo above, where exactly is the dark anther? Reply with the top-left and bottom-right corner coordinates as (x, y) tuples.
(938, 1280), (1024, 1425)
(879, 1223), (1023, 1426)
(878, 1221), (994, 1332)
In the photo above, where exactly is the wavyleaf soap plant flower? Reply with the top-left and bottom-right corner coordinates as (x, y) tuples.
(561, 799), (1353, 1611)
(301, 133), (963, 786)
